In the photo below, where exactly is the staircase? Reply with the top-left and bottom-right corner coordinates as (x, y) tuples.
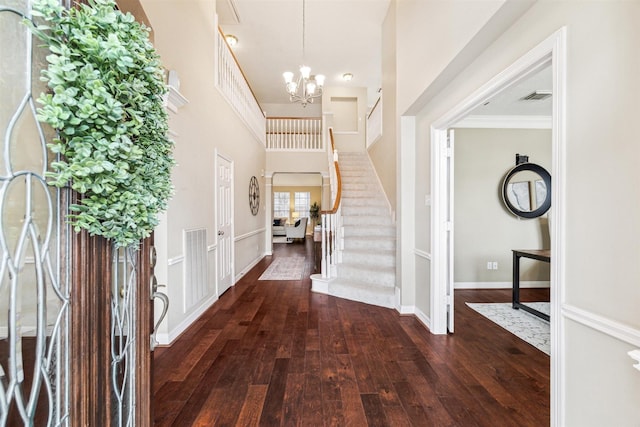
(313, 151), (397, 308)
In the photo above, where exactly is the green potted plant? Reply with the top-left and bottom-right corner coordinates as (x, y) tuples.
(26, 0), (174, 247)
(309, 202), (320, 228)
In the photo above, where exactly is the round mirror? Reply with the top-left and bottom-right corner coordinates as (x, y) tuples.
(502, 163), (551, 218)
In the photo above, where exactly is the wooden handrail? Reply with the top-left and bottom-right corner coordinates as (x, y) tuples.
(218, 27), (265, 118)
(321, 128), (342, 215)
(367, 96), (382, 119)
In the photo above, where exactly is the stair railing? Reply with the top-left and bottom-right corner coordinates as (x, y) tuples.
(320, 127), (342, 278)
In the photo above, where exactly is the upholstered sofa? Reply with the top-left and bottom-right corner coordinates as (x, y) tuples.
(286, 217), (308, 242)
(272, 217), (287, 236)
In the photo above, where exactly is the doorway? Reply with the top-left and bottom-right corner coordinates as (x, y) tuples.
(430, 28), (566, 424)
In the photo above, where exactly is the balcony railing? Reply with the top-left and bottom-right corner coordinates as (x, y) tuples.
(266, 117), (323, 151)
(215, 26), (266, 145)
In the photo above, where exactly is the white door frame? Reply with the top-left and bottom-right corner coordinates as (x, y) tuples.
(430, 28), (566, 425)
(215, 149), (235, 296)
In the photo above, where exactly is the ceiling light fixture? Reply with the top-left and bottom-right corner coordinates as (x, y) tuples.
(342, 73), (353, 81)
(225, 34), (238, 47)
(283, 0), (324, 107)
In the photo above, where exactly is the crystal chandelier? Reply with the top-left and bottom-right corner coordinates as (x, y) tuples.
(283, 0), (324, 107)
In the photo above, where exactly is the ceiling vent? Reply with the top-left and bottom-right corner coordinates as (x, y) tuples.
(521, 90), (552, 101)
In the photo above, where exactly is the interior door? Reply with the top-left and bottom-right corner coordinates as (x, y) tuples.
(216, 153), (233, 296)
(446, 129), (455, 333)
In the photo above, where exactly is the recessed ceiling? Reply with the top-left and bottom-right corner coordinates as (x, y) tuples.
(218, 0), (390, 107)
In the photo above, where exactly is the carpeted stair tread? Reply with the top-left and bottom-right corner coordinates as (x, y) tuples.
(341, 249), (395, 267)
(337, 263), (395, 287)
(343, 236), (396, 251)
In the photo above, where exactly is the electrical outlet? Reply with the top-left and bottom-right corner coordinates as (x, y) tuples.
(492, 261), (498, 270)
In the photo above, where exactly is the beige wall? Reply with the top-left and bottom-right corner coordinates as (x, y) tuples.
(368, 3), (397, 215)
(397, 1), (640, 423)
(322, 86), (368, 152)
(454, 128), (551, 285)
(395, 0), (505, 114)
(141, 0), (266, 343)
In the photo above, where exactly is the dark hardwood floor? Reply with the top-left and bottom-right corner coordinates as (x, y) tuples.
(153, 240), (550, 426)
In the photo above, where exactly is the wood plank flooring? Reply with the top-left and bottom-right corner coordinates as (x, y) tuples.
(153, 240), (550, 426)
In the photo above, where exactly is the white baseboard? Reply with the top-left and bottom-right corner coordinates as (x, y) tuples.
(234, 254), (265, 282)
(310, 274), (330, 294)
(454, 281), (550, 289)
(156, 292), (218, 346)
(398, 305), (414, 315)
(414, 307), (431, 331)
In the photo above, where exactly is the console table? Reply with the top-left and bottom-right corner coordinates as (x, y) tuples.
(512, 249), (551, 321)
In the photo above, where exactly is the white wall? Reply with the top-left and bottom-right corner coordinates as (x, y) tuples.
(141, 0), (267, 344)
(396, 1), (640, 424)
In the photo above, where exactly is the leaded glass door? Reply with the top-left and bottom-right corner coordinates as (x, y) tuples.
(1, 0), (71, 424)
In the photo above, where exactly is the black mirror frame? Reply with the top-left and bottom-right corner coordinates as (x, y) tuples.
(502, 162), (551, 219)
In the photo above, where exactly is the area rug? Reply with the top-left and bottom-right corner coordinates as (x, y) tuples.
(466, 302), (550, 355)
(272, 236), (291, 244)
(258, 256), (305, 281)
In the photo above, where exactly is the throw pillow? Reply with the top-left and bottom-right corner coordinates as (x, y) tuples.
(295, 219), (301, 227)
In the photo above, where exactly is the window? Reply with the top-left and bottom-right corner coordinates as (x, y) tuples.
(294, 192), (311, 219)
(273, 192), (290, 219)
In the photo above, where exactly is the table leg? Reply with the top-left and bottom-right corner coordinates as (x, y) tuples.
(512, 252), (520, 309)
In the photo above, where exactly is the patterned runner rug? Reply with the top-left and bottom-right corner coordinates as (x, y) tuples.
(466, 302), (550, 355)
(258, 256), (305, 281)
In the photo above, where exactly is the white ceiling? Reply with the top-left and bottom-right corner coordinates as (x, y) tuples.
(468, 65), (553, 117)
(217, 0), (552, 116)
(218, 0), (390, 108)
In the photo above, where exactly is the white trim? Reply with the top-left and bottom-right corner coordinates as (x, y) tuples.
(168, 255), (184, 266)
(266, 149), (325, 153)
(414, 307), (431, 331)
(234, 227), (266, 242)
(414, 248), (431, 260)
(310, 273), (330, 294)
(398, 305), (415, 315)
(562, 304), (640, 348)
(234, 254), (264, 282)
(168, 245), (215, 266)
(454, 115), (551, 129)
(331, 131), (358, 135)
(155, 292), (218, 346)
(455, 281), (549, 289)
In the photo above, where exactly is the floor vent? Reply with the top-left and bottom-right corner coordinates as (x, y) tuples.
(184, 228), (209, 312)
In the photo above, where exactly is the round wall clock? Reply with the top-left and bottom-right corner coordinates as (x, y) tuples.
(249, 176), (260, 215)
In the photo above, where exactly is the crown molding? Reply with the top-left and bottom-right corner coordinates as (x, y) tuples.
(454, 115), (551, 129)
